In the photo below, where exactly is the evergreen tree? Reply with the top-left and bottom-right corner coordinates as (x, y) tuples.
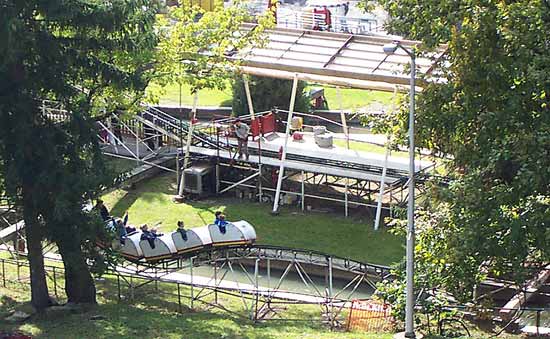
(0, 0), (157, 307)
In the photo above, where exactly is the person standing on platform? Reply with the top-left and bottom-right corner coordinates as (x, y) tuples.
(234, 119), (250, 161)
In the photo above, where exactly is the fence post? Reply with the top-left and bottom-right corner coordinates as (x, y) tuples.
(267, 258), (271, 290)
(190, 257), (194, 309)
(53, 267), (58, 298)
(177, 283), (182, 314)
(130, 276), (134, 300)
(214, 262), (218, 304)
(117, 274), (121, 302)
(536, 310), (540, 337)
(1, 259), (5, 287)
(253, 258), (259, 322)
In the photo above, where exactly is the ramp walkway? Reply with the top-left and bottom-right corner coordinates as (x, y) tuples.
(0, 220), (24, 243)
(134, 106), (432, 183)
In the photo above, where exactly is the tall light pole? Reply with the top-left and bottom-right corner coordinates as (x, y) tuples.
(383, 42), (417, 339)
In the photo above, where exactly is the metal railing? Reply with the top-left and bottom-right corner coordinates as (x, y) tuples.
(276, 8), (379, 34)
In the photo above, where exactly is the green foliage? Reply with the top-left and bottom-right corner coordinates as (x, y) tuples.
(0, 0), (159, 303)
(232, 76), (310, 115)
(154, 1), (274, 98)
(375, 0), (550, 305)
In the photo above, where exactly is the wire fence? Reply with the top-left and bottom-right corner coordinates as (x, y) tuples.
(0, 257), (197, 316)
(1, 256), (549, 337)
(0, 256), (340, 323)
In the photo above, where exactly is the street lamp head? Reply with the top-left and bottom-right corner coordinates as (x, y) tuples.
(383, 43), (398, 55)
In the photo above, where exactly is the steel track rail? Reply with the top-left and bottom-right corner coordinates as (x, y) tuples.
(121, 243), (391, 278)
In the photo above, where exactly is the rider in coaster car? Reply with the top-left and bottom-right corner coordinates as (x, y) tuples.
(95, 199), (111, 221)
(115, 212), (136, 245)
(217, 214), (228, 234)
(176, 221), (187, 241)
(115, 215), (127, 245)
(140, 224), (158, 249)
(122, 212), (136, 234)
(151, 228), (163, 237)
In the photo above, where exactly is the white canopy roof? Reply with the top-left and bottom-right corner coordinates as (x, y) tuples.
(234, 24), (445, 92)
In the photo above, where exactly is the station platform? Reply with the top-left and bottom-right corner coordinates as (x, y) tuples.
(191, 132), (432, 183)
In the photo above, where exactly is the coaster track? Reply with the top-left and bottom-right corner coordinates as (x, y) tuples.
(112, 242), (391, 324)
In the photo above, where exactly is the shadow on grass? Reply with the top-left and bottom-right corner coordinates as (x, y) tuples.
(1, 304), (275, 339)
(109, 175), (177, 217)
(1, 276), (337, 339)
(105, 172), (404, 265)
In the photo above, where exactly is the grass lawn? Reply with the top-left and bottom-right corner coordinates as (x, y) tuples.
(148, 82), (394, 111)
(0, 277), (524, 339)
(315, 86), (394, 110)
(101, 173), (404, 266)
(0, 270), (393, 339)
(147, 82), (233, 107)
(333, 139), (409, 158)
(0, 256), (524, 339)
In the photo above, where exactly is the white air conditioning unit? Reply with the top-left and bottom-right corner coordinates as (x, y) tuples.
(183, 163), (215, 196)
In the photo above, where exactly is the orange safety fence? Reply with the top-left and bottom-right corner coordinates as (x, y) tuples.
(347, 299), (395, 333)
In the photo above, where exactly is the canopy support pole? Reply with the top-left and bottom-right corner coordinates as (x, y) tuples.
(243, 75), (256, 121)
(337, 86), (349, 149)
(301, 171), (305, 211)
(374, 87), (397, 230)
(177, 91), (198, 198)
(272, 75), (298, 214)
(374, 137), (390, 230)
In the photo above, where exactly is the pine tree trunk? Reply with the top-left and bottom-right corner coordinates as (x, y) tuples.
(22, 190), (52, 311)
(55, 236), (96, 304)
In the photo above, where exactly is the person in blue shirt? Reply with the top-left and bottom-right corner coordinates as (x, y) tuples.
(217, 214), (228, 234)
(213, 211), (228, 233)
(115, 212), (130, 244)
(214, 211), (222, 225)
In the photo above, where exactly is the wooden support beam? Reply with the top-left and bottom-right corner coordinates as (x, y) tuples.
(243, 75), (255, 120)
(239, 66), (412, 92)
(177, 92), (198, 198)
(242, 59), (415, 86)
(276, 31), (306, 61)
